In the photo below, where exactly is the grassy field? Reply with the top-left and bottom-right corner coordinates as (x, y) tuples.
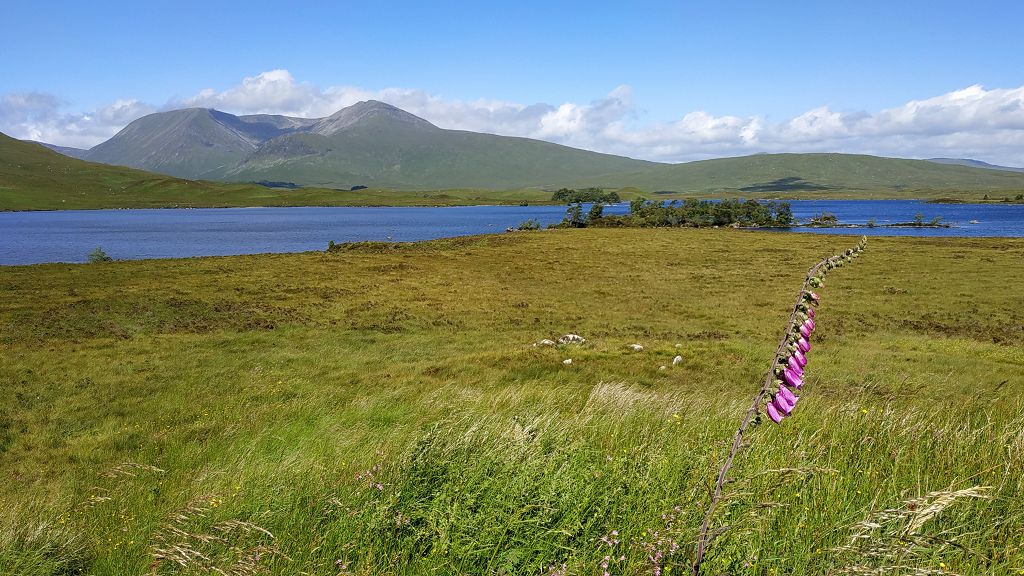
(1, 229), (1022, 575)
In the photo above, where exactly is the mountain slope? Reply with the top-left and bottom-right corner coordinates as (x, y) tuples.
(227, 104), (656, 189)
(83, 108), (315, 178)
(580, 152), (1024, 194)
(26, 141), (91, 160)
(927, 158), (1024, 174)
(0, 131), (309, 210)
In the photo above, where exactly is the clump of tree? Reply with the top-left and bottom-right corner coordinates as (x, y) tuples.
(551, 187), (621, 204)
(553, 198), (795, 229)
(807, 212), (839, 227)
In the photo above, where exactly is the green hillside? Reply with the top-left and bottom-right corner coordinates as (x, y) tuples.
(0, 133), (561, 210)
(582, 152), (1024, 197)
(225, 111), (658, 189)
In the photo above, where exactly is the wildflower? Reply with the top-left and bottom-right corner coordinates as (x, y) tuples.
(799, 322), (812, 338)
(776, 384), (798, 406)
(772, 394), (793, 416)
(786, 355), (802, 374)
(782, 367), (803, 390)
(807, 307), (815, 319)
(793, 349), (807, 367)
(797, 336), (811, 353)
(806, 317), (815, 331)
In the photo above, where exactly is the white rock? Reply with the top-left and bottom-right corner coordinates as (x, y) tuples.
(659, 365), (667, 371)
(563, 358), (573, 365)
(672, 355), (683, 366)
(558, 334), (586, 344)
(628, 343), (644, 352)
(537, 339), (556, 346)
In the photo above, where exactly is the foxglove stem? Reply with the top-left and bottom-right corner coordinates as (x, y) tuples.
(691, 237), (867, 576)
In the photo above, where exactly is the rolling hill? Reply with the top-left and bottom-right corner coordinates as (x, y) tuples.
(0, 132), (322, 210)
(580, 152), (1024, 196)
(926, 158), (1024, 173)
(0, 132), (570, 210)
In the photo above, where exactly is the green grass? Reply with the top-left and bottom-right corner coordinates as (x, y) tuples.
(1, 229), (1023, 575)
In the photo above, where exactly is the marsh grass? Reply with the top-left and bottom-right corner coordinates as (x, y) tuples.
(1, 229), (1022, 574)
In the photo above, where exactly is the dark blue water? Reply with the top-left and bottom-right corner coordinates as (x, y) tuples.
(1, 200), (1022, 265)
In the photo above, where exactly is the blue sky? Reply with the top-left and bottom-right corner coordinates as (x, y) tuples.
(2, 0), (1023, 163)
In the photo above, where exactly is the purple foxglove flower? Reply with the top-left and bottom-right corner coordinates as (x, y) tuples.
(809, 291), (820, 303)
(793, 349), (807, 367)
(787, 355), (802, 373)
(798, 337), (810, 353)
(766, 401), (784, 423)
(777, 384), (798, 405)
(800, 323), (811, 338)
(807, 307), (815, 319)
(773, 394), (793, 415)
(783, 368), (804, 389)
(807, 318), (816, 331)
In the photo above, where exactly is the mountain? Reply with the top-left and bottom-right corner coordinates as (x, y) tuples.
(78, 101), (656, 189)
(926, 158), (1024, 174)
(581, 152), (1024, 194)
(0, 131), (288, 211)
(67, 101), (1024, 194)
(83, 108), (317, 178)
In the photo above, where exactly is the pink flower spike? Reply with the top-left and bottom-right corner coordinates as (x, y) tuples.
(773, 394), (793, 415)
(766, 401), (784, 423)
(800, 323), (811, 338)
(777, 384), (798, 405)
(793, 349), (807, 367)
(806, 318), (816, 331)
(783, 368), (804, 389)
(798, 337), (811, 353)
(807, 307), (815, 319)
(809, 291), (820, 303)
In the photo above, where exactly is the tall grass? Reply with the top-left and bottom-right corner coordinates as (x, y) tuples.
(1, 229), (1022, 574)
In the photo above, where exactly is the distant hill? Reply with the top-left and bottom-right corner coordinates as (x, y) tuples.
(580, 152), (1024, 195)
(926, 158), (1024, 174)
(0, 131), (304, 210)
(25, 141), (91, 160)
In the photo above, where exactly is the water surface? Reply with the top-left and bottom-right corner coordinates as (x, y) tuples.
(2, 200), (1022, 265)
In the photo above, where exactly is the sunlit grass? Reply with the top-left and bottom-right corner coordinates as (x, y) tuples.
(1, 229), (1022, 574)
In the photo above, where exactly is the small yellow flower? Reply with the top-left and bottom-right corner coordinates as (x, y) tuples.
(860, 408), (868, 414)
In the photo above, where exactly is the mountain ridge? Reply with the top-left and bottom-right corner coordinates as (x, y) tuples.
(20, 101), (1024, 193)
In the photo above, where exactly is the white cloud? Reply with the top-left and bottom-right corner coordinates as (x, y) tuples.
(0, 92), (155, 149)
(2, 70), (1023, 166)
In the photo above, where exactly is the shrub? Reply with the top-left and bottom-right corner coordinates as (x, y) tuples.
(87, 247), (113, 263)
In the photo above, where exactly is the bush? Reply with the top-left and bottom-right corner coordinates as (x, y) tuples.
(516, 219), (541, 231)
(87, 247), (113, 263)
(551, 187), (621, 204)
(807, 212), (839, 227)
